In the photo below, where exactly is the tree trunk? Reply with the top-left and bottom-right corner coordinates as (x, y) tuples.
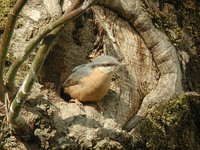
(1, 0), (200, 149)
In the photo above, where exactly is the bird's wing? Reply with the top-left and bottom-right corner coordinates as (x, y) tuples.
(62, 65), (91, 87)
(72, 64), (86, 72)
(62, 77), (79, 87)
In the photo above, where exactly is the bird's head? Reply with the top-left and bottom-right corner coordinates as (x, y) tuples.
(90, 55), (126, 74)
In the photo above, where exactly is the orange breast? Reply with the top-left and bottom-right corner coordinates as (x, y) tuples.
(65, 69), (112, 102)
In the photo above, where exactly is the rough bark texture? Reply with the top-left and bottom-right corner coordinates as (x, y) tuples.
(0, 0), (200, 149)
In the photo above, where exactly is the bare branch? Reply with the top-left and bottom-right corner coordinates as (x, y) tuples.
(8, 0), (96, 127)
(5, 0), (96, 92)
(0, 0), (28, 102)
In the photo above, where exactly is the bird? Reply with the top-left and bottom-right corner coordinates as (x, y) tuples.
(61, 55), (125, 103)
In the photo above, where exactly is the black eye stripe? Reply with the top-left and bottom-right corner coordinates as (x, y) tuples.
(103, 64), (112, 66)
(100, 63), (116, 67)
(92, 63), (117, 68)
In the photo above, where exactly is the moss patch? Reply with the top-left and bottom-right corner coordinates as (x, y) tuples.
(140, 94), (200, 149)
(0, 0), (17, 32)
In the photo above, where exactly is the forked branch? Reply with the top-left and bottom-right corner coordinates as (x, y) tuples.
(6, 0), (96, 92)
(8, 0), (96, 127)
(0, 0), (28, 102)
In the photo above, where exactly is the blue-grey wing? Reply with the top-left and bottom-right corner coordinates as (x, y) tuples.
(62, 64), (91, 87)
(72, 64), (86, 72)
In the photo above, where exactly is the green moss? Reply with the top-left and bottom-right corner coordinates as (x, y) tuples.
(162, 95), (189, 127)
(0, 0), (17, 31)
(140, 94), (200, 149)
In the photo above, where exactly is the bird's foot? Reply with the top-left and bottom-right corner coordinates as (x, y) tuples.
(69, 99), (84, 110)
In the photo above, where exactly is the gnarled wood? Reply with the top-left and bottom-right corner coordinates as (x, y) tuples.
(98, 0), (183, 132)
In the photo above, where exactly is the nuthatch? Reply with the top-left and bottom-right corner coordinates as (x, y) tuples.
(62, 55), (125, 102)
